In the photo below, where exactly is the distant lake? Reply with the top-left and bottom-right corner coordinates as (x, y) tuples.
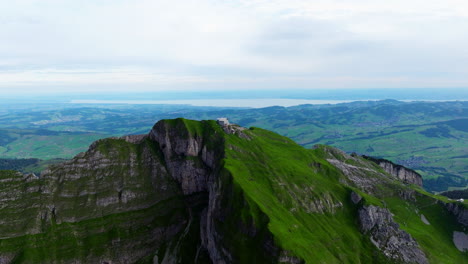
(70, 99), (372, 108)
(69, 99), (466, 108)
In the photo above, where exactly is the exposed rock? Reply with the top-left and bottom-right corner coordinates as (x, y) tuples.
(0, 119), (465, 263)
(398, 189), (416, 201)
(200, 181), (232, 264)
(0, 119), (296, 264)
(443, 202), (468, 227)
(420, 214), (430, 225)
(278, 250), (304, 264)
(0, 255), (14, 264)
(23, 172), (39, 181)
(221, 124), (250, 139)
(119, 134), (147, 144)
(350, 191), (363, 205)
(453, 231), (468, 252)
(327, 158), (381, 193)
(363, 156), (423, 186)
(358, 205), (428, 264)
(149, 120), (212, 195)
(0, 129), (190, 263)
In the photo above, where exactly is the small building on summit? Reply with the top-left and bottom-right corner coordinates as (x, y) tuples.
(217, 117), (229, 126)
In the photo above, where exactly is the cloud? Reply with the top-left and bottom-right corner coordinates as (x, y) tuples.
(0, 68), (211, 86)
(0, 0), (467, 92)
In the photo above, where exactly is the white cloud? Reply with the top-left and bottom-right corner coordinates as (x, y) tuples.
(0, 68), (211, 86)
(0, 0), (467, 92)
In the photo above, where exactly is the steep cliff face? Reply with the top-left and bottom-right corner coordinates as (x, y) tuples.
(0, 171), (44, 238)
(0, 118), (466, 264)
(443, 202), (468, 227)
(348, 191), (428, 263)
(0, 119), (285, 264)
(149, 119), (220, 195)
(357, 204), (428, 264)
(0, 134), (191, 263)
(363, 155), (423, 186)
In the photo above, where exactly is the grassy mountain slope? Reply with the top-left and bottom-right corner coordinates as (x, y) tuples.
(201, 101), (467, 192)
(0, 118), (466, 263)
(219, 124), (467, 263)
(0, 101), (465, 192)
(0, 137), (191, 263)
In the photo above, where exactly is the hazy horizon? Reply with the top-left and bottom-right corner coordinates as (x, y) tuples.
(0, 88), (468, 101)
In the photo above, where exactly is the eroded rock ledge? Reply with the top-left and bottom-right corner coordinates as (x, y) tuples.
(443, 202), (468, 227)
(356, 203), (428, 264)
(363, 156), (423, 186)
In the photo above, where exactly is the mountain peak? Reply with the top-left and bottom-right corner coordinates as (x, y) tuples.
(0, 118), (466, 263)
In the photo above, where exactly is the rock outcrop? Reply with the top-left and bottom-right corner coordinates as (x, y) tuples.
(0, 119), (291, 264)
(453, 231), (468, 252)
(358, 205), (428, 264)
(0, 119), (466, 263)
(363, 156), (423, 186)
(443, 202), (468, 227)
(149, 120), (217, 195)
(350, 191), (363, 204)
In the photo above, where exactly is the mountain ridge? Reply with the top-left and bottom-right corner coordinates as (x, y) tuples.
(0, 118), (466, 263)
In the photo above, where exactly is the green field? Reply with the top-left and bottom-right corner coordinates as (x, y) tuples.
(0, 100), (466, 192)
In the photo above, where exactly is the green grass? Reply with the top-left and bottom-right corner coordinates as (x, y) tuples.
(384, 195), (467, 263)
(0, 135), (189, 263)
(0, 118), (466, 263)
(0, 196), (187, 263)
(221, 127), (393, 262)
(0, 101), (466, 192)
(219, 125), (467, 263)
(0, 133), (107, 160)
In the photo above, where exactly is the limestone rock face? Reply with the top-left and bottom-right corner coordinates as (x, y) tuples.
(0, 171), (44, 238)
(0, 135), (188, 263)
(149, 120), (218, 195)
(0, 119), (465, 263)
(0, 119), (292, 264)
(42, 137), (176, 224)
(453, 231), (468, 252)
(358, 205), (428, 264)
(350, 191), (363, 205)
(379, 161), (423, 186)
(363, 156), (423, 186)
(444, 202), (468, 227)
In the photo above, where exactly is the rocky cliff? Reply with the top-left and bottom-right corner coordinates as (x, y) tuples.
(363, 155), (423, 186)
(443, 202), (468, 227)
(357, 204), (428, 264)
(0, 118), (466, 263)
(348, 191), (428, 263)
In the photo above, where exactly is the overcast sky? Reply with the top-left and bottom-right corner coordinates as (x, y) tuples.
(1, 0), (468, 94)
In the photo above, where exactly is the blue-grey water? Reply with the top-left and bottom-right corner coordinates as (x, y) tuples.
(69, 99), (466, 108)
